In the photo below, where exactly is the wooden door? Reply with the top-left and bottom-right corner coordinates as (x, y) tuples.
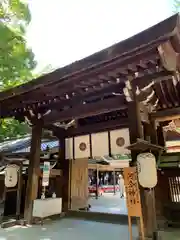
(70, 158), (88, 210)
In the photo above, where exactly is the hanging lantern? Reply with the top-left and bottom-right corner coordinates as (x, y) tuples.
(137, 153), (157, 188)
(4, 165), (19, 188)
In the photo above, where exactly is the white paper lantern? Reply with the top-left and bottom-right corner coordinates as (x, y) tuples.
(4, 164), (19, 188)
(137, 153), (157, 188)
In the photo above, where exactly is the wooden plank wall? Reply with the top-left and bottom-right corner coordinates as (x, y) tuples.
(155, 169), (180, 224)
(70, 158), (88, 210)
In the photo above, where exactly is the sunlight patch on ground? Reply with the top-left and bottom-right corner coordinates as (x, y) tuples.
(5, 225), (30, 232)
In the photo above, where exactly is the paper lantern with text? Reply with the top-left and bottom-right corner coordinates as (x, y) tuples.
(137, 153), (157, 188)
(4, 164), (19, 188)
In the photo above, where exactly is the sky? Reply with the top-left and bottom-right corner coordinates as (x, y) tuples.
(26, 0), (174, 71)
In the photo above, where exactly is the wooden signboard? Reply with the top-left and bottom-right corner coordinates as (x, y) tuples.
(42, 161), (50, 187)
(124, 167), (144, 240)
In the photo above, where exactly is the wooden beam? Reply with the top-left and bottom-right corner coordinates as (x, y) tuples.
(158, 41), (177, 71)
(65, 118), (128, 137)
(4, 82), (124, 114)
(88, 164), (120, 171)
(0, 42), (158, 102)
(7, 69), (170, 114)
(47, 83), (124, 111)
(44, 125), (65, 138)
(132, 70), (172, 89)
(24, 121), (42, 224)
(150, 107), (180, 121)
(44, 95), (126, 124)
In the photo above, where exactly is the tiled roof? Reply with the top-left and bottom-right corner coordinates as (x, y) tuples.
(0, 137), (31, 153)
(14, 140), (59, 153)
(0, 137), (59, 154)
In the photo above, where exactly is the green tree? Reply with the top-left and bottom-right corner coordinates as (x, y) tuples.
(174, 0), (180, 12)
(0, 0), (36, 141)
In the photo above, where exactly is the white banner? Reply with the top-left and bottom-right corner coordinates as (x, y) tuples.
(42, 161), (50, 187)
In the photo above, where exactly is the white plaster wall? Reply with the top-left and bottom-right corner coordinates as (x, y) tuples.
(74, 135), (90, 159)
(91, 132), (109, 157)
(110, 128), (130, 155)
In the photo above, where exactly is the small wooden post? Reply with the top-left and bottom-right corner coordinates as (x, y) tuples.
(16, 163), (23, 220)
(95, 165), (99, 199)
(24, 122), (42, 224)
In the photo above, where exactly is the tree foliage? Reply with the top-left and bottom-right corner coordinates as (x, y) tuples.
(174, 0), (180, 12)
(0, 119), (30, 140)
(0, 0), (36, 141)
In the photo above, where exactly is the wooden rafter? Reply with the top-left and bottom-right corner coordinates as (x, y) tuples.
(64, 118), (128, 137)
(0, 14), (180, 125)
(45, 109), (128, 136)
(0, 49), (157, 108)
(1, 83), (125, 117)
(1, 14), (179, 103)
(132, 70), (172, 89)
(44, 95), (126, 124)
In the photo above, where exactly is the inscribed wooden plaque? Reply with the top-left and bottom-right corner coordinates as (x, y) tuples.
(124, 167), (142, 217)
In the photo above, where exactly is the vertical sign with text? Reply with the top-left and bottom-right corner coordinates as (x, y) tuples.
(42, 161), (50, 187)
(124, 167), (144, 240)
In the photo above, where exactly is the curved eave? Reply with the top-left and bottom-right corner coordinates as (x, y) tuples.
(0, 14), (179, 101)
(0, 14), (180, 122)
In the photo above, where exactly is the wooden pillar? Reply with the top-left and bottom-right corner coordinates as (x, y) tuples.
(54, 138), (63, 199)
(56, 130), (70, 212)
(128, 100), (154, 238)
(24, 122), (42, 224)
(157, 123), (165, 147)
(151, 121), (166, 228)
(144, 119), (159, 238)
(16, 163), (23, 220)
(128, 100), (143, 162)
(149, 119), (158, 145)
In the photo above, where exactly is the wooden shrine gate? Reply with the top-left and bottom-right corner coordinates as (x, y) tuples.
(69, 158), (89, 210)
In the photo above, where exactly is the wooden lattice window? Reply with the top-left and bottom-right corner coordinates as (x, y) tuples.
(168, 176), (180, 202)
